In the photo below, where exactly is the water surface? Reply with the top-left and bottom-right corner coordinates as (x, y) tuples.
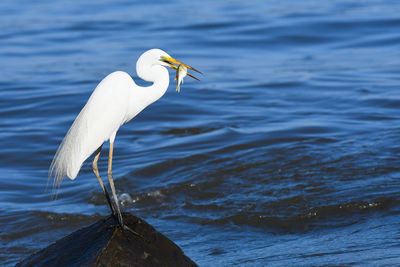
(1, 0), (400, 265)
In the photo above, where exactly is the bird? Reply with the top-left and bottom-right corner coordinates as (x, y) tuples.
(49, 48), (201, 230)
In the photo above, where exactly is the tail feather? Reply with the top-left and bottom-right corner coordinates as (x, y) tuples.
(49, 128), (81, 194)
(48, 109), (90, 194)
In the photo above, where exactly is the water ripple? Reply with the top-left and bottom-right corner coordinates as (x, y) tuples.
(1, 0), (400, 265)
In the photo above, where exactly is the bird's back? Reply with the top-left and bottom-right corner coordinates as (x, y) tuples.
(50, 71), (135, 187)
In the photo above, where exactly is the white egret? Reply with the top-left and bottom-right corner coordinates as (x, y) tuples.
(49, 48), (201, 230)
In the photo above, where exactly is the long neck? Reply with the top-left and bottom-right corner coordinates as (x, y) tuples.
(126, 65), (170, 122)
(142, 66), (169, 106)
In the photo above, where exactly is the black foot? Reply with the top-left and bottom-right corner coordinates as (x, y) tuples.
(122, 224), (143, 238)
(110, 212), (143, 238)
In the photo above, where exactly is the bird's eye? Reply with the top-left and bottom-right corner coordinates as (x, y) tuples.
(159, 56), (170, 63)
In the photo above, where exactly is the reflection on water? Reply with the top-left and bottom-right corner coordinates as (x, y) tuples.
(1, 0), (400, 265)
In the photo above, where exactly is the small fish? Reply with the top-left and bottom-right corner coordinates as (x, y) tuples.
(175, 64), (187, 92)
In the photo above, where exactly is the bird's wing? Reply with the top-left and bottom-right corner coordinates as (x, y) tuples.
(49, 71), (134, 188)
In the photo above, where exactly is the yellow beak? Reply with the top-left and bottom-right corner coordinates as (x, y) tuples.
(160, 56), (202, 81)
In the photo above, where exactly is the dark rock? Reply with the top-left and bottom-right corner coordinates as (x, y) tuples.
(17, 213), (197, 267)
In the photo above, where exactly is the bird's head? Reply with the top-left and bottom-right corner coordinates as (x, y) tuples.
(137, 49), (201, 82)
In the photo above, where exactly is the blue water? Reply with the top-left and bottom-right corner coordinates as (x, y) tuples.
(1, 0), (400, 265)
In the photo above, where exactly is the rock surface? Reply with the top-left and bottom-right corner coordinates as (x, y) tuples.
(17, 213), (197, 267)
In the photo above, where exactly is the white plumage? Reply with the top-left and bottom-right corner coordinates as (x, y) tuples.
(49, 48), (201, 229)
(50, 72), (132, 181)
(50, 50), (170, 185)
